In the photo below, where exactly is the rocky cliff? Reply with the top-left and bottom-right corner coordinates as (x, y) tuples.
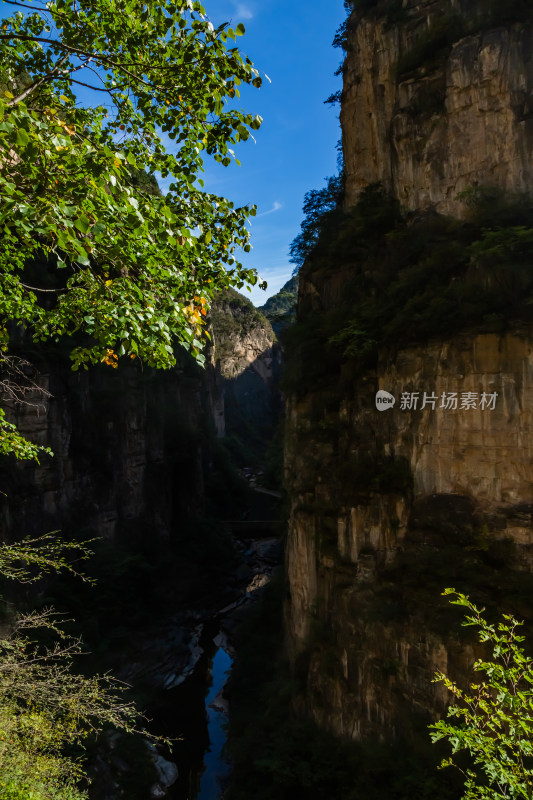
(259, 276), (298, 337)
(211, 288), (280, 452)
(285, 0), (533, 743)
(342, 0), (533, 216)
(0, 345), (222, 544)
(286, 325), (533, 739)
(0, 285), (280, 558)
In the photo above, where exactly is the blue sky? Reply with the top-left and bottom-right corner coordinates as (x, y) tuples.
(197, 0), (347, 306)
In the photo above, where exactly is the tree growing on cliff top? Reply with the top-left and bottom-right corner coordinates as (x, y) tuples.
(430, 589), (533, 799)
(0, 0), (263, 375)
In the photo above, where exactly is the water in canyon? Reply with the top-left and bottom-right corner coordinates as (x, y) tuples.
(150, 626), (233, 800)
(197, 638), (232, 799)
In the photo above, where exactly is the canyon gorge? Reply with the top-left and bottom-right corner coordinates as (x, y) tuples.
(3, 0), (533, 798)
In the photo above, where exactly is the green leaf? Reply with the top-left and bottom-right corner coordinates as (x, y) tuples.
(75, 249), (90, 265)
(15, 128), (29, 146)
(74, 215), (91, 234)
(430, 591), (533, 799)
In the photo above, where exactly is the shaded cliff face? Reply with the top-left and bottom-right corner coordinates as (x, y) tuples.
(285, 323), (533, 738)
(285, 1), (533, 742)
(342, 0), (533, 215)
(0, 351), (220, 543)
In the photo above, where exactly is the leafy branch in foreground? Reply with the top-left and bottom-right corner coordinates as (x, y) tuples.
(0, 407), (52, 461)
(430, 589), (533, 799)
(0, 608), (138, 800)
(0, 1), (264, 794)
(0, 350), (54, 463)
(0, 608), (138, 739)
(0, 533), (95, 583)
(0, 0), (264, 371)
(0, 536), (154, 799)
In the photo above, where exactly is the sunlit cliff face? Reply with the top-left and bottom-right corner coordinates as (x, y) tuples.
(284, 1), (533, 742)
(341, 2), (533, 216)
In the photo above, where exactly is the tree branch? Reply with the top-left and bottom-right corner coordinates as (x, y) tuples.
(0, 34), (159, 90)
(9, 53), (70, 105)
(68, 77), (116, 92)
(20, 283), (63, 292)
(1, 0), (51, 10)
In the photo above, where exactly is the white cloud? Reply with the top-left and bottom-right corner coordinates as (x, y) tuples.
(232, 2), (254, 20)
(257, 200), (282, 217)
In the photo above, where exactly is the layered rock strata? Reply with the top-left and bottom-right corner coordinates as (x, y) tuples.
(285, 0), (533, 741)
(342, 0), (533, 216)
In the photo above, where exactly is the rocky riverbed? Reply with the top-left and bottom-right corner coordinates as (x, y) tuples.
(88, 522), (282, 800)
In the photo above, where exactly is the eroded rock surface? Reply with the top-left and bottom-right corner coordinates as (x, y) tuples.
(342, 1), (533, 215)
(285, 1), (533, 742)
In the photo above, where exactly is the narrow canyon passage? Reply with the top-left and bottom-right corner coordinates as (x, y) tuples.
(4, 3), (533, 799)
(142, 490), (283, 800)
(147, 625), (232, 800)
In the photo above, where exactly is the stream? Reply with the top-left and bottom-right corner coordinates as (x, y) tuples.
(145, 534), (281, 799)
(197, 636), (232, 800)
(148, 624), (233, 800)
(132, 478), (281, 800)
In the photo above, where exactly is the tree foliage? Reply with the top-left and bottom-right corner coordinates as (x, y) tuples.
(0, 0), (264, 371)
(0, 613), (138, 800)
(0, 532), (148, 799)
(289, 173), (344, 271)
(284, 184), (533, 400)
(0, 0), (265, 793)
(430, 589), (533, 799)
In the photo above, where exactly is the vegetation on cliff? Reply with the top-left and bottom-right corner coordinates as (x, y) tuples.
(258, 276), (299, 334)
(342, 0), (533, 28)
(285, 183), (533, 397)
(211, 287), (272, 366)
(333, 0), (533, 79)
(289, 175), (344, 271)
